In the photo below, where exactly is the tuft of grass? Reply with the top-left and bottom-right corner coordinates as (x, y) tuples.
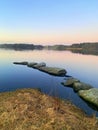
(0, 88), (98, 130)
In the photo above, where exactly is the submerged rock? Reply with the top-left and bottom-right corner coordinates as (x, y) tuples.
(39, 66), (67, 76)
(13, 61), (28, 65)
(61, 78), (79, 87)
(73, 82), (93, 92)
(78, 88), (98, 108)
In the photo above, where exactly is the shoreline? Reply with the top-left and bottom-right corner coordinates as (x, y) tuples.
(13, 61), (98, 111)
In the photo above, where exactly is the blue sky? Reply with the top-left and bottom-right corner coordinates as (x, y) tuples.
(0, 0), (98, 45)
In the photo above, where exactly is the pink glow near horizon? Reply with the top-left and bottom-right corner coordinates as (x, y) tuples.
(0, 1), (98, 45)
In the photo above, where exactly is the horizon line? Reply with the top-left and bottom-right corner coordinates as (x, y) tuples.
(0, 41), (98, 46)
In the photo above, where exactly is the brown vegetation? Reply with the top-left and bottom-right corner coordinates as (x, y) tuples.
(0, 88), (98, 130)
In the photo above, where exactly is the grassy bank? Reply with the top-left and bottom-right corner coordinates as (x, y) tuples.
(0, 88), (98, 130)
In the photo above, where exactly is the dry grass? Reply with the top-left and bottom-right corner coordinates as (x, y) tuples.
(0, 88), (98, 130)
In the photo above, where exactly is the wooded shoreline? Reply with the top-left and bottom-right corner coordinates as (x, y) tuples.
(0, 42), (98, 55)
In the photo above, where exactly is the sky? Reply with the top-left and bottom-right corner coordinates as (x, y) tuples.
(0, 0), (98, 45)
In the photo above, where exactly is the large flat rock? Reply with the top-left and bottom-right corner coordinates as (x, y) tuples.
(27, 62), (37, 67)
(13, 61), (67, 76)
(13, 61), (28, 65)
(39, 66), (67, 76)
(73, 82), (93, 92)
(78, 88), (98, 108)
(61, 78), (79, 87)
(61, 78), (93, 92)
(33, 62), (46, 69)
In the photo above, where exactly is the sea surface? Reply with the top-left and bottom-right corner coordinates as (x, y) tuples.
(0, 49), (98, 116)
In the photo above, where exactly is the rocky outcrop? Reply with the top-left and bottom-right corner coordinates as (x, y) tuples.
(62, 78), (93, 92)
(27, 62), (37, 67)
(13, 61), (67, 76)
(62, 77), (97, 109)
(13, 61), (97, 110)
(33, 62), (46, 69)
(61, 78), (79, 87)
(73, 82), (93, 92)
(78, 88), (98, 108)
(61, 77), (98, 110)
(39, 66), (67, 76)
(27, 62), (46, 68)
(13, 61), (28, 65)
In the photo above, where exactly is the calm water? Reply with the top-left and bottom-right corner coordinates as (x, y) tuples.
(0, 49), (98, 116)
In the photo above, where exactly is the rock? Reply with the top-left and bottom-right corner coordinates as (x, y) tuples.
(27, 62), (37, 67)
(78, 88), (98, 108)
(13, 61), (28, 65)
(73, 82), (93, 92)
(14, 61), (67, 76)
(33, 62), (46, 69)
(39, 66), (67, 76)
(61, 78), (79, 87)
(27, 62), (46, 69)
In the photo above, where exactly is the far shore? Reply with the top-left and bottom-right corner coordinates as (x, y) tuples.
(0, 42), (98, 55)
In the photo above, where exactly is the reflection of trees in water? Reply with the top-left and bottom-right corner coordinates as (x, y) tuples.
(71, 49), (98, 56)
(69, 42), (98, 55)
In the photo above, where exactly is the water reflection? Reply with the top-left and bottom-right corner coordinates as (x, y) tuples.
(71, 49), (98, 55)
(0, 49), (98, 116)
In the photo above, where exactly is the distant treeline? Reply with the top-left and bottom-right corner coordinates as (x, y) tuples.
(44, 45), (68, 50)
(70, 42), (98, 50)
(45, 43), (98, 54)
(0, 44), (43, 50)
(0, 42), (98, 55)
(69, 42), (98, 55)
